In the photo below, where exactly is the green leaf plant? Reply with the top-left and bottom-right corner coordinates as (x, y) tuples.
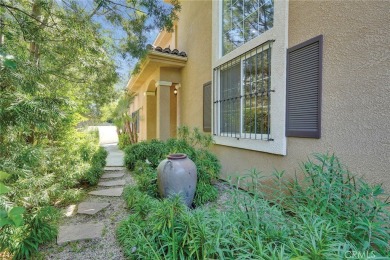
(0, 171), (26, 228)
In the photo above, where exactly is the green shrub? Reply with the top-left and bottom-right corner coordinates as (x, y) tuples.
(124, 139), (168, 170)
(133, 161), (158, 197)
(193, 182), (218, 207)
(91, 147), (108, 168)
(133, 160), (154, 176)
(117, 195), (188, 259)
(118, 133), (132, 150)
(82, 147), (108, 185)
(57, 188), (85, 205)
(123, 186), (144, 211)
(0, 130), (107, 258)
(284, 153), (390, 256)
(0, 206), (59, 260)
(124, 128), (221, 206)
(166, 138), (197, 160)
(117, 154), (390, 259)
(194, 149), (221, 183)
(84, 165), (102, 186)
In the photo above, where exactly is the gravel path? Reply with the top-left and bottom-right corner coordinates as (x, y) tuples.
(39, 169), (135, 260)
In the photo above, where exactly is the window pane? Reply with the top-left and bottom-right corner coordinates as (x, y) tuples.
(222, 0), (244, 54)
(222, 0), (274, 55)
(220, 61), (241, 134)
(242, 48), (270, 136)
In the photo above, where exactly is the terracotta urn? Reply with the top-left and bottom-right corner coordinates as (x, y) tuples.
(157, 153), (197, 207)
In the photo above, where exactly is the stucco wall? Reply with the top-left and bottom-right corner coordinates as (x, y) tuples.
(211, 0), (390, 191)
(129, 69), (160, 141)
(177, 0), (213, 128)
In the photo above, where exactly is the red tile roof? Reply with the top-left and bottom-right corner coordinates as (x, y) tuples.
(147, 44), (187, 57)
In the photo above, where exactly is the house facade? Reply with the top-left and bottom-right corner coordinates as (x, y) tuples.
(127, 0), (390, 190)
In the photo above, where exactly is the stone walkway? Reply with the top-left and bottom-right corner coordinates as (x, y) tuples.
(40, 145), (134, 259)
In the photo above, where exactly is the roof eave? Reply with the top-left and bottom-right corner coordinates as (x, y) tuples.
(127, 51), (187, 92)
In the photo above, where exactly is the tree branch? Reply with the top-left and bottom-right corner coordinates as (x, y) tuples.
(3, 7), (29, 42)
(88, 0), (146, 18)
(1, 3), (56, 28)
(89, 0), (104, 18)
(48, 72), (87, 84)
(107, 0), (146, 14)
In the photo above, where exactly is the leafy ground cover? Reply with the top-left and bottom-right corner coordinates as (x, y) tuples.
(0, 130), (107, 259)
(124, 127), (221, 207)
(117, 153), (390, 259)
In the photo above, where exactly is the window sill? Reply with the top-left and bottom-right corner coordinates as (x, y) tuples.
(214, 135), (286, 155)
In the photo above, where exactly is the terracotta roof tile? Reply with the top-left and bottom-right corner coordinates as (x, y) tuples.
(146, 44), (187, 57)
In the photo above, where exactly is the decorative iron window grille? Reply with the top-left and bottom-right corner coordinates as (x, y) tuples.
(213, 40), (273, 141)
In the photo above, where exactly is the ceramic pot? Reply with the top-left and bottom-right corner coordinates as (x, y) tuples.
(157, 153), (197, 207)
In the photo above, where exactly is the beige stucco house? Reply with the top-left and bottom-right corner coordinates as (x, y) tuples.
(126, 0), (390, 191)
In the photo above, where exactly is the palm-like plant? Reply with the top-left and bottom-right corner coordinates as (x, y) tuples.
(112, 91), (138, 145)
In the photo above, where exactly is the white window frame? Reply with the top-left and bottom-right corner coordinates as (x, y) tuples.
(212, 0), (288, 155)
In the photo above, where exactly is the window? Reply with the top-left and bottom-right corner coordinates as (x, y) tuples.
(212, 0), (288, 155)
(203, 82), (212, 132)
(214, 41), (272, 140)
(222, 0), (274, 55)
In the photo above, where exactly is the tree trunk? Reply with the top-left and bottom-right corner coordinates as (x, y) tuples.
(30, 1), (41, 63)
(0, 16), (4, 46)
(25, 1), (51, 144)
(29, 0), (50, 66)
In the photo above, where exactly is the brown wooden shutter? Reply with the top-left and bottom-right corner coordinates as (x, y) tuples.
(203, 81), (212, 132)
(286, 35), (323, 138)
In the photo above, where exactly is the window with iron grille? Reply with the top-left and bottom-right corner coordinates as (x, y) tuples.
(213, 41), (273, 140)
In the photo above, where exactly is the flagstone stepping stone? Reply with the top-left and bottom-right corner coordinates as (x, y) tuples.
(89, 187), (123, 197)
(77, 202), (110, 215)
(98, 180), (125, 187)
(57, 223), (104, 245)
(101, 172), (125, 179)
(104, 166), (125, 171)
(104, 145), (125, 167)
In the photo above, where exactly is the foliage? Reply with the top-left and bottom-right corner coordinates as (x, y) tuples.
(117, 154), (390, 259)
(82, 0), (181, 59)
(0, 206), (60, 260)
(284, 153), (390, 256)
(118, 133), (132, 150)
(133, 161), (158, 197)
(1, 3), (118, 129)
(124, 139), (168, 170)
(82, 147), (108, 185)
(0, 131), (107, 258)
(192, 182), (218, 207)
(0, 0), (181, 258)
(123, 186), (144, 212)
(124, 127), (221, 206)
(177, 126), (214, 149)
(0, 171), (26, 229)
(113, 92), (139, 147)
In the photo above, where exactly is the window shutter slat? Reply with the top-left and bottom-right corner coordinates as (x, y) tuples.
(286, 35), (323, 138)
(203, 82), (212, 132)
